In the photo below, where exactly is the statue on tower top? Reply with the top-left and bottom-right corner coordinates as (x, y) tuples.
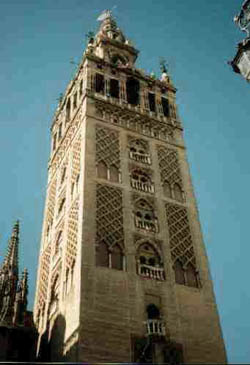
(234, 0), (250, 37)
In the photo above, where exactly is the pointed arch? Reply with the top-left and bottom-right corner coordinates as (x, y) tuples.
(163, 180), (171, 198)
(186, 263), (198, 288)
(110, 164), (119, 183)
(96, 241), (109, 267)
(174, 260), (185, 285)
(173, 183), (183, 202)
(111, 244), (123, 270)
(97, 160), (108, 179)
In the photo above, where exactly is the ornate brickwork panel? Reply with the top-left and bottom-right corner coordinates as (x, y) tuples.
(50, 107), (83, 178)
(95, 100), (174, 143)
(66, 198), (79, 268)
(47, 178), (57, 222)
(96, 184), (124, 249)
(157, 147), (183, 188)
(72, 136), (81, 182)
(96, 126), (120, 169)
(165, 203), (197, 269)
(37, 243), (51, 309)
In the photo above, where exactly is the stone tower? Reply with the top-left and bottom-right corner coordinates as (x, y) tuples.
(34, 11), (227, 363)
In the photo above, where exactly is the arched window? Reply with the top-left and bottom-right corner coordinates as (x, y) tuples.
(110, 165), (119, 183)
(66, 98), (71, 123)
(61, 167), (66, 184)
(131, 169), (153, 193)
(111, 245), (123, 270)
(97, 161), (108, 179)
(58, 198), (65, 216)
(137, 242), (164, 280)
(173, 183), (183, 202)
(174, 260), (185, 285)
(129, 139), (150, 164)
(147, 304), (160, 320)
(186, 263), (198, 288)
(96, 241), (109, 267)
(163, 180), (171, 198)
(135, 199), (157, 232)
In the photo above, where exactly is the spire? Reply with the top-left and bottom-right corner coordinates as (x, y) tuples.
(4, 220), (19, 277)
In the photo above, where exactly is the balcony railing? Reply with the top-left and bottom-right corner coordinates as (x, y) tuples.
(139, 264), (165, 281)
(131, 179), (154, 193)
(135, 217), (157, 232)
(146, 319), (166, 336)
(129, 151), (151, 164)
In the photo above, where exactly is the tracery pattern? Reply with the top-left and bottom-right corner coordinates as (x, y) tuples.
(157, 147), (183, 187)
(72, 136), (81, 182)
(95, 100), (175, 143)
(37, 243), (51, 309)
(47, 178), (57, 221)
(96, 184), (124, 249)
(50, 106), (83, 178)
(165, 203), (197, 269)
(66, 198), (79, 269)
(96, 126), (120, 169)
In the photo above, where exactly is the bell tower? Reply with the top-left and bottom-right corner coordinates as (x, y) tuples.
(34, 11), (227, 363)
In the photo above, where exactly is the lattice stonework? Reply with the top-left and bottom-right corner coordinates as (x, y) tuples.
(96, 184), (124, 248)
(157, 147), (183, 187)
(37, 243), (51, 308)
(96, 126), (120, 168)
(66, 198), (79, 268)
(47, 178), (57, 221)
(72, 136), (81, 182)
(166, 203), (197, 268)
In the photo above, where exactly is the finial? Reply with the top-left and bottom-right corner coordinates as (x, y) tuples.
(97, 9), (113, 22)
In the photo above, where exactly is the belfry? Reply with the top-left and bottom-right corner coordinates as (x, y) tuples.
(34, 11), (227, 363)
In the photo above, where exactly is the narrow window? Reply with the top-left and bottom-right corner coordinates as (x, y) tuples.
(61, 167), (66, 184)
(173, 183), (183, 202)
(110, 78), (119, 98)
(58, 124), (62, 140)
(111, 245), (123, 270)
(55, 231), (62, 256)
(148, 93), (156, 112)
(109, 165), (119, 183)
(73, 92), (77, 109)
(97, 161), (108, 179)
(162, 97), (169, 117)
(53, 134), (57, 151)
(95, 73), (105, 93)
(96, 241), (109, 267)
(80, 79), (83, 96)
(126, 77), (140, 105)
(66, 99), (71, 122)
(186, 264), (198, 288)
(58, 198), (65, 215)
(174, 260), (185, 285)
(163, 180), (171, 198)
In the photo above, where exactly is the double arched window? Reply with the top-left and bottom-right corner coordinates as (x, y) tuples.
(163, 180), (183, 202)
(131, 169), (154, 193)
(134, 199), (158, 233)
(129, 139), (151, 164)
(97, 161), (120, 183)
(137, 242), (165, 280)
(173, 260), (199, 288)
(96, 241), (124, 271)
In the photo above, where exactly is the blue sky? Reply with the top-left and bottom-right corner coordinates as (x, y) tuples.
(0, 0), (249, 363)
